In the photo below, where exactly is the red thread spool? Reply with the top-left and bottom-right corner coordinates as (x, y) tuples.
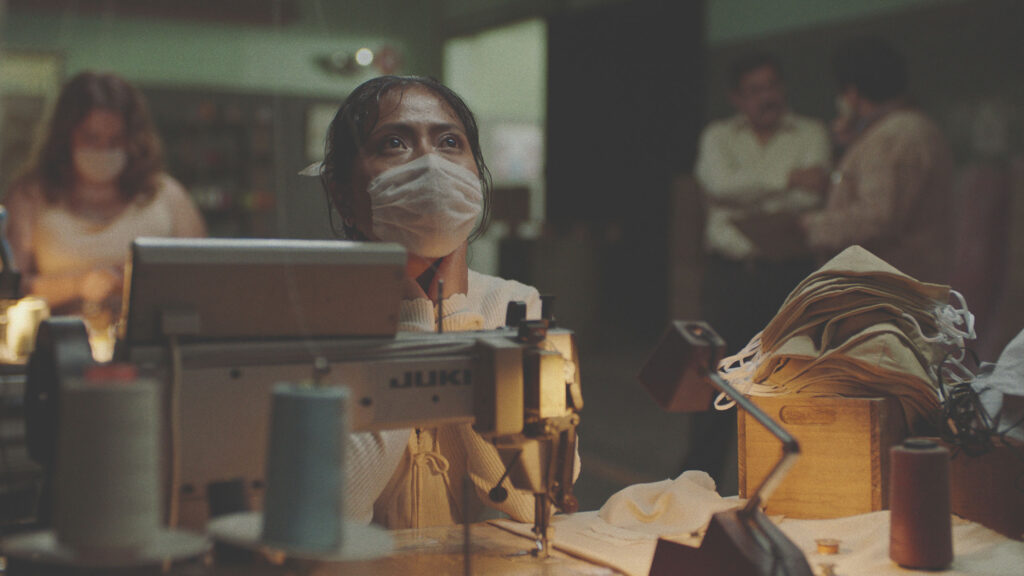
(889, 438), (953, 569)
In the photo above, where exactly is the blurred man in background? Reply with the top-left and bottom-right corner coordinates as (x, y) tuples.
(802, 37), (954, 285)
(690, 52), (830, 490)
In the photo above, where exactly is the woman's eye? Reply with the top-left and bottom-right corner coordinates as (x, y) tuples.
(440, 135), (460, 148)
(385, 137), (404, 149)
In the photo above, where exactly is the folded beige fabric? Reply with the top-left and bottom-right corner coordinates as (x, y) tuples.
(718, 245), (975, 433)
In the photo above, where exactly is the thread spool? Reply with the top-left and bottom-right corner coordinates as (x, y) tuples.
(262, 384), (348, 553)
(53, 365), (159, 552)
(889, 438), (953, 569)
(815, 538), (840, 555)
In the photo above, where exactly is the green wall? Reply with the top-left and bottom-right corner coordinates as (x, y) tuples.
(1, 0), (978, 97)
(444, 19), (548, 275)
(445, 19), (546, 123)
(0, 1), (444, 97)
(441, 0), (970, 46)
(707, 0), (967, 45)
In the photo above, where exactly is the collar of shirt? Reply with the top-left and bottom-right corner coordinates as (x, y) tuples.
(850, 101), (912, 142)
(730, 112), (799, 136)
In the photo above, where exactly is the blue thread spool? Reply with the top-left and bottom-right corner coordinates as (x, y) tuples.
(262, 385), (348, 553)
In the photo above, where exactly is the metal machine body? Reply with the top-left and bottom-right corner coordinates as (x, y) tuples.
(29, 321), (581, 556)
(27, 238), (582, 557)
(124, 324), (581, 541)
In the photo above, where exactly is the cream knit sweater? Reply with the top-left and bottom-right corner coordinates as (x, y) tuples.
(346, 270), (544, 528)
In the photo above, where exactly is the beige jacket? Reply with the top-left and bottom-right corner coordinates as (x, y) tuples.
(803, 109), (955, 283)
(346, 271), (548, 528)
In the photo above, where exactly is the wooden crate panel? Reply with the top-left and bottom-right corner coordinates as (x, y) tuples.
(738, 395), (906, 519)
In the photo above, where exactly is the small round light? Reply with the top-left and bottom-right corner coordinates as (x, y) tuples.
(354, 48), (374, 67)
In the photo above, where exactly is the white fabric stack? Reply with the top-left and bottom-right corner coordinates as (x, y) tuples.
(717, 245), (976, 432)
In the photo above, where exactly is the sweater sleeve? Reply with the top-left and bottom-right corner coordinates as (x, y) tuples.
(345, 429), (412, 524)
(456, 423), (582, 524)
(804, 128), (926, 252)
(453, 424), (535, 522)
(397, 298), (436, 332)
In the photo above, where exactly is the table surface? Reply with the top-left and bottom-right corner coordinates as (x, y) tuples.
(492, 510), (1024, 576)
(205, 522), (621, 576)
(6, 511), (1022, 576)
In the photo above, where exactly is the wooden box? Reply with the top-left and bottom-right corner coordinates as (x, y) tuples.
(738, 395), (907, 519)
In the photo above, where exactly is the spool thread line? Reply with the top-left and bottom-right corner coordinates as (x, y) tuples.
(168, 335), (183, 529)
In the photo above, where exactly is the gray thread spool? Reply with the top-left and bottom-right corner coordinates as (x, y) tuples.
(889, 438), (953, 569)
(54, 377), (160, 551)
(262, 384), (348, 553)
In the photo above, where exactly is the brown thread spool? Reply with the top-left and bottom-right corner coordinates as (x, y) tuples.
(889, 438), (953, 569)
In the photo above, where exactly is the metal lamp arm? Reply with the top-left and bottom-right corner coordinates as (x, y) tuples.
(707, 372), (800, 516)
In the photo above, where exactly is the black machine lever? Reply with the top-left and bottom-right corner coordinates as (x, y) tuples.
(505, 301), (527, 327)
(488, 450), (521, 503)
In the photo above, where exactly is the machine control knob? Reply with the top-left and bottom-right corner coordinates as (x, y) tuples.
(540, 294), (557, 326)
(516, 320), (548, 344)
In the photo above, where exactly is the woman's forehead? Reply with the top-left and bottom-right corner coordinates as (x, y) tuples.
(373, 85), (464, 131)
(77, 108), (125, 133)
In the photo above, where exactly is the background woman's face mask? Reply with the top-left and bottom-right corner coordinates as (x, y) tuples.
(73, 147), (127, 184)
(366, 153), (483, 258)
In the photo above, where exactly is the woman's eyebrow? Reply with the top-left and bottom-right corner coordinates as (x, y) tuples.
(368, 122), (417, 137)
(370, 121), (465, 136)
(428, 122), (465, 134)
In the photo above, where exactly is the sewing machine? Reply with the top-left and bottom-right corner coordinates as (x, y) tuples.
(25, 237), (581, 557)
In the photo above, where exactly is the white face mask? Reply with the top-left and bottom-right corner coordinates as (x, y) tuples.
(366, 153), (483, 258)
(73, 147), (127, 184)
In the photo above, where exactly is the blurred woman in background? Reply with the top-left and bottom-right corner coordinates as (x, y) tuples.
(3, 71), (205, 339)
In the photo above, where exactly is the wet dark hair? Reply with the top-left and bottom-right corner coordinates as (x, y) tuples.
(729, 51), (783, 92)
(319, 75), (491, 240)
(833, 36), (908, 104)
(17, 71), (164, 204)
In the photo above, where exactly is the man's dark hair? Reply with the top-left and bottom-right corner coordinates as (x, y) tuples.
(833, 36), (908, 103)
(728, 51), (782, 92)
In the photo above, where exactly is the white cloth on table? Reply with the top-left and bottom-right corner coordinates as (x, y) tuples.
(597, 470), (739, 538)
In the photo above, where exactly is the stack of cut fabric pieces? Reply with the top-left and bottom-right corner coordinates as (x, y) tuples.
(718, 245), (976, 433)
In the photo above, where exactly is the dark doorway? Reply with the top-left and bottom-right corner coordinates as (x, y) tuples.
(547, 0), (705, 336)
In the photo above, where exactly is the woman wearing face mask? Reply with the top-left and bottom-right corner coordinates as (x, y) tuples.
(4, 71), (205, 323)
(317, 76), (576, 528)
